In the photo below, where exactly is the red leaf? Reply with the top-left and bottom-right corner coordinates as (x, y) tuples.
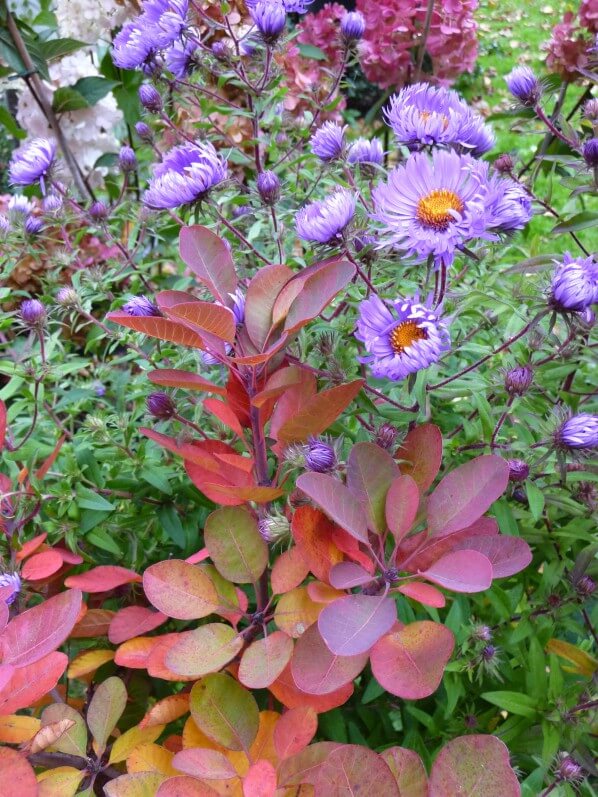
(107, 312), (207, 349)
(0, 604), (8, 635)
(291, 506), (344, 583)
(172, 748), (237, 779)
(15, 532), (48, 562)
(385, 474), (420, 544)
(346, 442), (399, 535)
(141, 429), (221, 471)
(271, 546), (310, 595)
(291, 622), (368, 695)
(269, 369), (316, 442)
(296, 473), (369, 544)
(108, 606), (168, 644)
(185, 441), (256, 506)
(318, 594), (397, 656)
(269, 663), (353, 714)
(203, 397), (245, 439)
(274, 706), (318, 759)
(238, 632), (294, 689)
(370, 621), (455, 698)
(157, 775), (221, 796)
(165, 301), (236, 343)
(179, 224), (238, 305)
(398, 582), (446, 608)
(314, 745), (400, 796)
(143, 560), (219, 620)
(35, 433), (66, 481)
(428, 735), (521, 797)
(0, 589), (82, 667)
(276, 380), (364, 443)
(0, 652), (68, 714)
(243, 760), (277, 797)
(421, 550), (493, 593)
(277, 742), (341, 787)
(427, 455), (509, 536)
(280, 259), (355, 334)
(65, 566), (141, 593)
(397, 423), (443, 491)
(20, 549), (64, 581)
(245, 264), (294, 350)
(398, 517), (498, 573)
(0, 746), (38, 796)
(148, 369), (227, 395)
(450, 535), (532, 578)
(156, 289), (199, 310)
(251, 366), (303, 408)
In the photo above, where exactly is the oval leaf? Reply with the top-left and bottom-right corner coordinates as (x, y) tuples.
(381, 747), (428, 797)
(428, 734), (521, 796)
(397, 423), (443, 491)
(314, 745), (400, 796)
(296, 473), (369, 544)
(0, 653), (67, 715)
(204, 507), (268, 584)
(450, 535), (532, 579)
(291, 622), (368, 695)
(143, 560), (218, 620)
(421, 550), (493, 593)
(165, 623), (243, 678)
(65, 566), (141, 592)
(109, 606), (167, 645)
(329, 562), (373, 589)
(238, 632), (294, 689)
(179, 225), (238, 305)
(347, 442), (399, 534)
(273, 706), (318, 759)
(0, 747), (37, 797)
(87, 676), (127, 752)
(190, 673), (259, 751)
(318, 594), (397, 656)
(172, 748), (237, 780)
(385, 474), (420, 544)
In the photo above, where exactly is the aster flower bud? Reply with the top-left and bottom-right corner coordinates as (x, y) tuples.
(295, 189), (356, 245)
(481, 644), (497, 661)
(24, 216), (44, 236)
(550, 253), (598, 312)
(555, 413), (598, 451)
(211, 41), (229, 61)
(583, 98), (598, 121)
(375, 423), (398, 451)
(471, 624), (493, 642)
(89, 201), (109, 221)
(123, 295), (161, 317)
(311, 122), (346, 162)
(147, 392), (176, 419)
(257, 170), (281, 205)
(0, 572), (21, 605)
(232, 205), (253, 219)
(135, 122), (153, 142)
(504, 364), (533, 396)
(555, 754), (584, 783)
(42, 193), (62, 215)
(258, 513), (291, 543)
(20, 298), (46, 327)
(576, 575), (596, 597)
(119, 146), (137, 173)
(582, 137), (598, 168)
(507, 459), (529, 482)
(341, 10), (366, 41)
(250, 0), (286, 45)
(505, 66), (542, 107)
(56, 286), (79, 307)
(494, 153), (514, 173)
(139, 84), (163, 113)
(305, 437), (337, 473)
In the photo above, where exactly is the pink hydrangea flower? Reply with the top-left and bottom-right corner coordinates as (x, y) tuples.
(580, 0), (598, 34)
(545, 11), (593, 81)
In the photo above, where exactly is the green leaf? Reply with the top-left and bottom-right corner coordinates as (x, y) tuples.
(39, 37), (88, 61)
(86, 528), (123, 556)
(525, 481), (545, 522)
(0, 106), (24, 138)
(297, 43), (327, 61)
(204, 506), (268, 584)
(552, 211), (598, 234)
(157, 504), (185, 549)
(72, 76), (120, 105)
(140, 468), (172, 496)
(190, 673), (259, 751)
(52, 86), (90, 113)
(76, 486), (115, 511)
(87, 676), (127, 753)
(481, 691), (539, 718)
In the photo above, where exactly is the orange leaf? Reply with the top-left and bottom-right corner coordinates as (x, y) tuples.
(0, 714), (41, 744)
(107, 312), (207, 349)
(67, 649), (115, 679)
(273, 707), (318, 759)
(269, 663), (353, 714)
(291, 506), (343, 583)
(114, 637), (157, 669)
(165, 301), (236, 343)
(71, 608), (114, 638)
(204, 397), (246, 439)
(274, 587), (322, 639)
(271, 546), (309, 595)
(0, 652), (67, 715)
(139, 694), (190, 729)
(22, 719), (76, 755)
(15, 532), (48, 562)
(109, 724), (166, 764)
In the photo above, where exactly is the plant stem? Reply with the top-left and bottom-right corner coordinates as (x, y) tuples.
(415, 0), (435, 81)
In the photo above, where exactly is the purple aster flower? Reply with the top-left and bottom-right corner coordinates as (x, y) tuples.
(305, 437), (337, 473)
(143, 0), (188, 48)
(347, 137), (384, 167)
(507, 459), (529, 482)
(555, 413), (598, 451)
(211, 41), (229, 61)
(42, 194), (62, 215)
(550, 253), (598, 312)
(341, 11), (366, 41)
(250, 0), (286, 44)
(355, 294), (450, 381)
(310, 121), (347, 161)
(56, 286), (79, 307)
(246, 0), (313, 11)
(123, 295), (162, 316)
(112, 21), (155, 70)
(582, 138), (598, 168)
(372, 149), (491, 268)
(258, 513), (291, 544)
(295, 189), (356, 244)
(384, 84), (494, 156)
(583, 98), (598, 121)
(89, 200), (109, 221)
(486, 175), (533, 234)
(8, 195), (32, 216)
(555, 754), (584, 783)
(165, 40), (198, 78)
(20, 298), (46, 327)
(136, 122), (153, 142)
(0, 572), (21, 605)
(9, 138), (57, 190)
(257, 170), (281, 205)
(119, 146), (137, 172)
(144, 141), (227, 209)
(147, 391), (176, 419)
(24, 216), (44, 235)
(139, 84), (163, 112)
(505, 66), (542, 107)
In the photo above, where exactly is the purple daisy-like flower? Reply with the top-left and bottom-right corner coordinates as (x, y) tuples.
(246, 0), (313, 11)
(144, 141), (227, 209)
(486, 175), (533, 234)
(347, 137), (384, 167)
(123, 295), (162, 317)
(0, 572), (21, 606)
(372, 149), (490, 268)
(505, 66), (542, 107)
(9, 138), (57, 189)
(112, 21), (155, 70)
(295, 189), (356, 244)
(143, 0), (188, 47)
(550, 253), (598, 312)
(311, 121), (347, 161)
(355, 294), (450, 381)
(341, 10), (366, 41)
(384, 84), (495, 156)
(250, 0), (286, 43)
(555, 413), (598, 451)
(165, 40), (198, 78)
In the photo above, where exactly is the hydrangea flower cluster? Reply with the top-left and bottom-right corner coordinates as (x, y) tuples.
(546, 11), (594, 80)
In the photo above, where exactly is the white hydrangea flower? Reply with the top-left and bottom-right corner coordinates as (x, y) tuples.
(54, 0), (132, 41)
(16, 50), (123, 186)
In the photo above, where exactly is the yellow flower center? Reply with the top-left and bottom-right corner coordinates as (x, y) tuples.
(390, 321), (428, 354)
(419, 110), (449, 129)
(416, 189), (464, 231)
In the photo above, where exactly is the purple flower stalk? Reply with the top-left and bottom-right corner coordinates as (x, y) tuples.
(486, 175), (532, 234)
(555, 413), (598, 451)
(355, 294), (450, 381)
(123, 295), (161, 316)
(20, 298), (46, 327)
(9, 138), (57, 190)
(550, 253), (598, 312)
(295, 189), (355, 244)
(144, 141), (227, 209)
(305, 437), (337, 473)
(505, 66), (542, 107)
(310, 121), (347, 161)
(0, 572), (21, 605)
(341, 11), (366, 41)
(372, 149), (491, 268)
(250, 0), (286, 44)
(384, 83), (495, 156)
(347, 137), (384, 167)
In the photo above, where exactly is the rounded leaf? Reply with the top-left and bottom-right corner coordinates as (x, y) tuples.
(190, 673), (259, 751)
(346, 441), (399, 534)
(385, 474), (420, 544)
(243, 759), (277, 797)
(143, 560), (219, 620)
(451, 535), (532, 579)
(421, 550), (493, 593)
(157, 776), (220, 796)
(109, 607), (167, 644)
(165, 623), (243, 678)
(314, 745), (400, 796)
(291, 623), (368, 695)
(0, 746), (37, 796)
(0, 652), (67, 715)
(397, 423), (443, 491)
(87, 676), (127, 752)
(21, 549), (64, 581)
(204, 507), (268, 584)
(381, 747), (428, 796)
(238, 632), (294, 689)
(428, 734), (521, 796)
(269, 663), (353, 714)
(172, 748), (237, 779)
(370, 621), (455, 699)
(65, 566), (141, 592)
(318, 594), (397, 656)
(273, 706), (318, 759)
